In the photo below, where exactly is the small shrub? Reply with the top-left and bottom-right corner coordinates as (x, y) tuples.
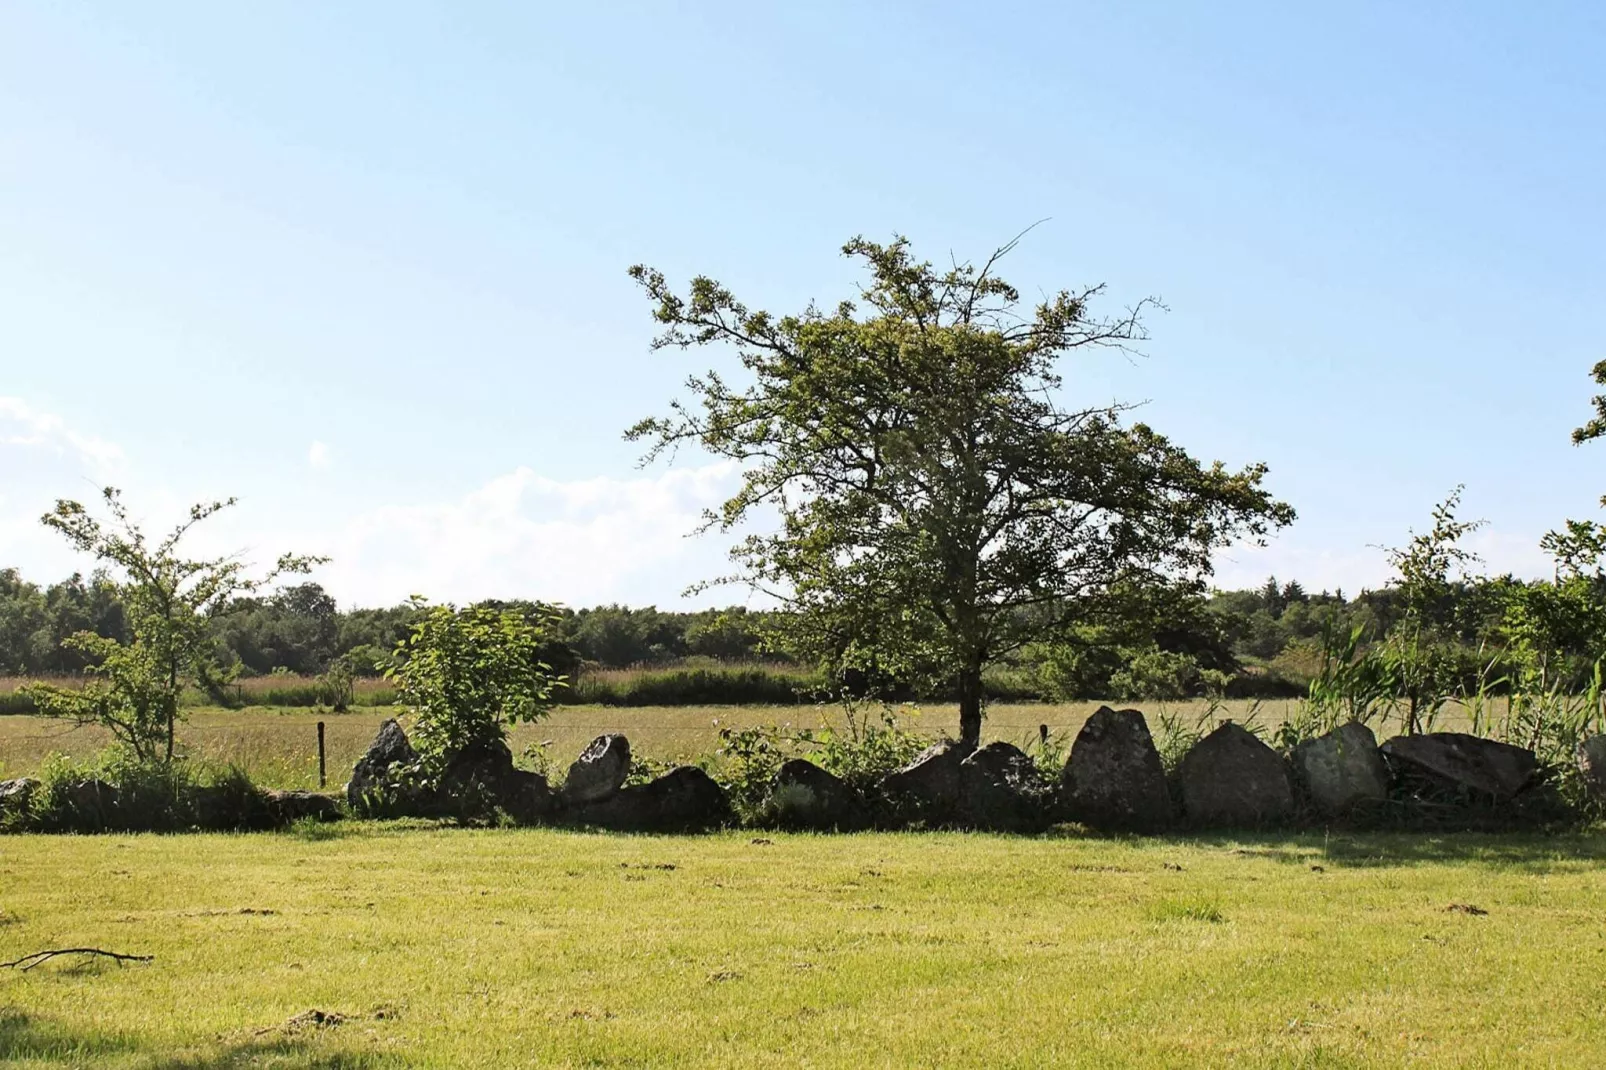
(712, 723), (795, 819)
(799, 703), (930, 792)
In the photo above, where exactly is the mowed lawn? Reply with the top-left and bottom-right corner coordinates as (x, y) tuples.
(0, 699), (1305, 788)
(2, 826), (1604, 1068)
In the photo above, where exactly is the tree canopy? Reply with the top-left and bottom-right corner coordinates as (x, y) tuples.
(629, 234), (1294, 741)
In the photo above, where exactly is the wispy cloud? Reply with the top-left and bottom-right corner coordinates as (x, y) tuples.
(0, 396), (125, 478)
(308, 441), (330, 469)
(307, 462), (745, 607)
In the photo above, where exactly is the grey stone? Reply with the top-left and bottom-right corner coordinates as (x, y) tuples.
(880, 739), (974, 824)
(562, 734), (631, 805)
(0, 777), (39, 815)
(265, 789), (342, 825)
(64, 778), (118, 826)
(571, 766), (732, 832)
(187, 782), (272, 830)
(1292, 721), (1389, 816)
(1578, 735), (1606, 800)
(959, 741), (1054, 832)
(1063, 706), (1171, 831)
(770, 759), (859, 830)
(346, 718), (417, 808)
(1179, 722), (1293, 827)
(439, 737), (554, 822)
(1380, 733), (1538, 801)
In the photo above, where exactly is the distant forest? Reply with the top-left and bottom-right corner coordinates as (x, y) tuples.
(2, 565), (1586, 701)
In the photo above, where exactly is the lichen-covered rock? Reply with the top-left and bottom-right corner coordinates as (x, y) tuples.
(346, 719), (417, 808)
(770, 759), (860, 830)
(1062, 707), (1171, 831)
(879, 739), (974, 825)
(1578, 735), (1606, 800)
(1380, 733), (1538, 801)
(0, 777), (39, 817)
(1292, 721), (1389, 817)
(1179, 723), (1293, 827)
(571, 766), (732, 832)
(561, 734), (631, 805)
(958, 742), (1054, 832)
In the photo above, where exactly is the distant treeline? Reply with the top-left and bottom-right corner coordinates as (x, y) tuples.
(3, 567), (1592, 705)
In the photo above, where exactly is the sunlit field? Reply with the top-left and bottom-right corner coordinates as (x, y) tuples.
(2, 825), (1603, 1068)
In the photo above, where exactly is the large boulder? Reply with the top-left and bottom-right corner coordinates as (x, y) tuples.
(66, 778), (119, 827)
(439, 738), (554, 823)
(1578, 735), (1606, 800)
(187, 782), (274, 830)
(561, 734), (631, 805)
(879, 739), (974, 825)
(1178, 723), (1293, 827)
(1062, 706), (1171, 831)
(770, 759), (860, 830)
(1380, 733), (1538, 801)
(1292, 721), (1390, 817)
(0, 777), (39, 818)
(571, 766), (732, 832)
(346, 719), (417, 808)
(958, 742), (1054, 832)
(266, 789), (342, 825)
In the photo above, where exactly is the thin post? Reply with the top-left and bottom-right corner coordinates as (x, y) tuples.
(317, 721), (327, 788)
(1039, 724), (1049, 748)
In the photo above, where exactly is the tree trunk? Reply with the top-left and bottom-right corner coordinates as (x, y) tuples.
(957, 661), (984, 747)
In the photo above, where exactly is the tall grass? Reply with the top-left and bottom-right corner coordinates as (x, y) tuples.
(0, 674), (398, 714)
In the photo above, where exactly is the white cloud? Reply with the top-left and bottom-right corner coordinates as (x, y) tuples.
(0, 396), (124, 478)
(1212, 526), (1557, 595)
(307, 462), (747, 608)
(0, 398), (131, 580)
(307, 441), (330, 469)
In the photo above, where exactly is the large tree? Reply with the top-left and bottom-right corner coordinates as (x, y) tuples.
(629, 235), (1293, 743)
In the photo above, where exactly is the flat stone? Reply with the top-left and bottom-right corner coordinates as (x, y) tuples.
(1380, 733), (1537, 801)
(265, 789), (342, 825)
(571, 766), (732, 832)
(1292, 721), (1389, 816)
(1178, 722), (1293, 827)
(1062, 706), (1171, 831)
(561, 734), (631, 805)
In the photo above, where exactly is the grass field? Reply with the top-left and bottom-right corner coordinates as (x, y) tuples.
(0, 700), (1306, 788)
(2, 825), (1604, 1067)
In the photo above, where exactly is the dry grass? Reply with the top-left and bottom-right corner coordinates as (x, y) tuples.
(0, 695), (1502, 791)
(0, 700), (1307, 789)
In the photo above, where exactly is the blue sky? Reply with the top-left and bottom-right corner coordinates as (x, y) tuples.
(2, 1), (1602, 608)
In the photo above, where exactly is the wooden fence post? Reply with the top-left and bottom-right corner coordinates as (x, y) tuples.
(317, 721), (327, 789)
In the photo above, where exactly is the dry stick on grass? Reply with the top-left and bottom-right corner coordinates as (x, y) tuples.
(1, 947), (154, 971)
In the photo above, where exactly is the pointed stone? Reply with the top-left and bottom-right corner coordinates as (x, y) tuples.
(1179, 722), (1292, 826)
(1063, 706), (1171, 831)
(1292, 721), (1389, 816)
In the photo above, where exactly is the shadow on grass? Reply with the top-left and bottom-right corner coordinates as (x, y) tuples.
(1119, 828), (1606, 872)
(0, 1009), (406, 1069)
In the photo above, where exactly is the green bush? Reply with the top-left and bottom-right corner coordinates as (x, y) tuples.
(568, 666), (824, 706)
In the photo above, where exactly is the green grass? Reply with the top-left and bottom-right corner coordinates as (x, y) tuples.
(2, 826), (1604, 1067)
